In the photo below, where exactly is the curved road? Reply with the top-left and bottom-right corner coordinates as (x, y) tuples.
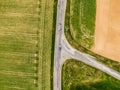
(54, 0), (120, 90)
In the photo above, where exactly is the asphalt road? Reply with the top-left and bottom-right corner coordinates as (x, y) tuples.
(54, 0), (120, 90)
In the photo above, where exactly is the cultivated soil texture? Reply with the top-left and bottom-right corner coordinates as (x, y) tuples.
(92, 0), (120, 62)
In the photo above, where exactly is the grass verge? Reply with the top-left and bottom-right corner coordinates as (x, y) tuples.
(50, 0), (58, 90)
(39, 0), (54, 90)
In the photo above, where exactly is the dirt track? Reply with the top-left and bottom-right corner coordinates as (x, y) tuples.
(92, 0), (120, 62)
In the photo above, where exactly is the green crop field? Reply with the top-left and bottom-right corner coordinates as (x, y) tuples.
(0, 0), (54, 90)
(0, 0), (38, 89)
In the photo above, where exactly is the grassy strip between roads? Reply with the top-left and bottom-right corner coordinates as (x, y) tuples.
(62, 0), (120, 90)
(70, 0), (96, 49)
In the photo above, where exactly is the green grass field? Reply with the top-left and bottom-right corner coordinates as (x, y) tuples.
(0, 0), (54, 90)
(62, 60), (120, 90)
(70, 0), (96, 49)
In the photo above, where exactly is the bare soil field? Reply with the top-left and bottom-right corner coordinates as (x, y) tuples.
(93, 0), (120, 62)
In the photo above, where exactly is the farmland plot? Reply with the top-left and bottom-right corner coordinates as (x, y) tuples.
(0, 0), (39, 89)
(0, 0), (54, 90)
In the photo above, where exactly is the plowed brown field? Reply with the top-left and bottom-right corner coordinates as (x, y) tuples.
(93, 0), (120, 62)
